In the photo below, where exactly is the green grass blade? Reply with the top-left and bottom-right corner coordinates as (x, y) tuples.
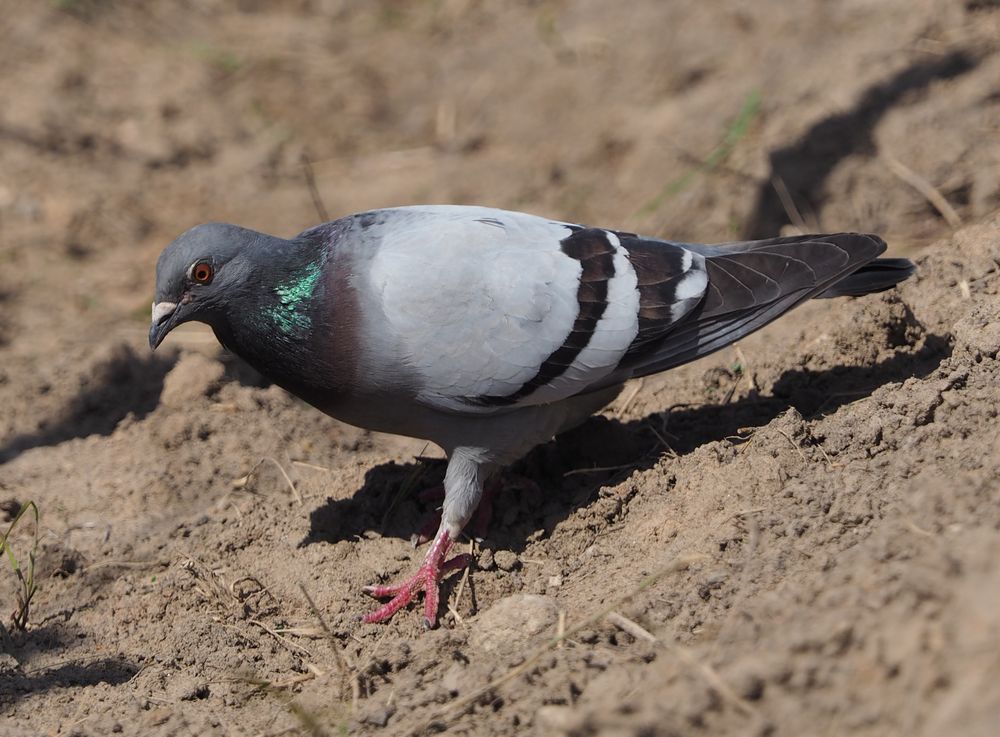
(635, 89), (762, 219)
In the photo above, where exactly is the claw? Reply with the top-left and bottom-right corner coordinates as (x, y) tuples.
(363, 530), (470, 627)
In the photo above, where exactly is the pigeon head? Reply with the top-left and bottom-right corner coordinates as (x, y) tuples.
(149, 222), (279, 349)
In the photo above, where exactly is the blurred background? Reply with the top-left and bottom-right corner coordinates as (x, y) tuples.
(1, 2), (999, 735)
(4, 0), (997, 457)
(2, 1), (997, 314)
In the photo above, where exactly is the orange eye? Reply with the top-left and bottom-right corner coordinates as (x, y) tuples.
(191, 261), (214, 284)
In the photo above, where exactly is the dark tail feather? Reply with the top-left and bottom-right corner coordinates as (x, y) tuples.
(613, 233), (908, 381)
(815, 257), (915, 298)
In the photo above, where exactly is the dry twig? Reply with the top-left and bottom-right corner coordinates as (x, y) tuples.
(606, 611), (656, 643)
(883, 152), (962, 227)
(614, 378), (645, 418)
(233, 458), (302, 505)
(298, 584), (360, 712)
(301, 152), (329, 222)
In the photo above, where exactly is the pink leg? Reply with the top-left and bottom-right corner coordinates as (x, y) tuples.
(411, 475), (535, 546)
(363, 529), (472, 628)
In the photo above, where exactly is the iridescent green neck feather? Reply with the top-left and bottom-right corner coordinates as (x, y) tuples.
(266, 261), (322, 334)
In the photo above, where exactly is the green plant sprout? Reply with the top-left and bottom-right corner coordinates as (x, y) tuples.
(635, 89), (762, 219)
(1, 500), (40, 635)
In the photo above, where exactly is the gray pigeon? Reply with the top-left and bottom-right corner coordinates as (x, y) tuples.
(150, 205), (914, 627)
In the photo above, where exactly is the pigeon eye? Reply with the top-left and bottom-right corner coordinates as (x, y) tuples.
(191, 261), (214, 284)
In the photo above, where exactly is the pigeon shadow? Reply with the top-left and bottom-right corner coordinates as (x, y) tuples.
(301, 333), (949, 554)
(0, 345), (175, 464)
(742, 50), (978, 240)
(0, 655), (140, 707)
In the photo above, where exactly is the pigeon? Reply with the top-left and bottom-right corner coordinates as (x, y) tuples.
(150, 205), (914, 627)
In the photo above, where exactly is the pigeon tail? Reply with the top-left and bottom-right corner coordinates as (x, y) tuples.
(612, 233), (911, 381)
(815, 257), (916, 298)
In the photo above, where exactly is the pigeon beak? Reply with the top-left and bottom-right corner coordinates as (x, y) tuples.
(149, 301), (179, 350)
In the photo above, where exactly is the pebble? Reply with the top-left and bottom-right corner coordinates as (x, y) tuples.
(360, 703), (395, 727)
(477, 548), (495, 571)
(535, 705), (580, 732)
(494, 549), (520, 571)
(952, 304), (1000, 360)
(0, 653), (21, 674)
(469, 594), (559, 655)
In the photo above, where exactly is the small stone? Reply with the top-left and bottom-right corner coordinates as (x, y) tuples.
(494, 550), (520, 571)
(585, 649), (613, 669)
(0, 498), (21, 522)
(535, 704), (579, 731)
(360, 703), (395, 727)
(952, 304), (1000, 360)
(0, 653), (21, 674)
(477, 548), (495, 571)
(440, 662), (466, 695)
(470, 594), (559, 655)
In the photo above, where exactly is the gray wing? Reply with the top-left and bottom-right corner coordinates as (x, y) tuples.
(357, 206), (705, 415)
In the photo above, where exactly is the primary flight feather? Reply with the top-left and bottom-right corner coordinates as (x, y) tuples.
(150, 205), (914, 627)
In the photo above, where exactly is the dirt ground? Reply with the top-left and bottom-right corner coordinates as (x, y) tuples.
(2, 1), (999, 735)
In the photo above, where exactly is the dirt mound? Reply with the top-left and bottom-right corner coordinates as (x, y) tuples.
(2, 2), (1000, 736)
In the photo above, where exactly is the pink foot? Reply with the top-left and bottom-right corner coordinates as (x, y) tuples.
(363, 530), (472, 628)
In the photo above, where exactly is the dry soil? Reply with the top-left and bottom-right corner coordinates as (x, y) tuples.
(1, 2), (999, 736)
